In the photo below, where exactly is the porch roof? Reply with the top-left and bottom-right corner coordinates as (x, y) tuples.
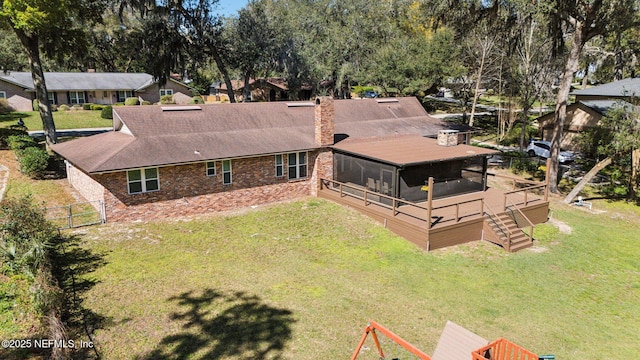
(332, 135), (498, 167)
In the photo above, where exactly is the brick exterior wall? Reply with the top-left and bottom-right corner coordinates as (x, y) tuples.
(68, 150), (333, 222)
(139, 81), (191, 104)
(315, 97), (335, 146)
(0, 81), (32, 111)
(65, 162), (105, 211)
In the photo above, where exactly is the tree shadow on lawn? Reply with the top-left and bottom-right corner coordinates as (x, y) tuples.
(51, 234), (110, 359)
(137, 289), (296, 360)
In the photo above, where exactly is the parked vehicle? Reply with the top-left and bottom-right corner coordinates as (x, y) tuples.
(526, 140), (575, 163)
(363, 90), (378, 98)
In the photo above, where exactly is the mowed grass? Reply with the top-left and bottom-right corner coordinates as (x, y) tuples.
(0, 110), (112, 130)
(75, 198), (640, 359)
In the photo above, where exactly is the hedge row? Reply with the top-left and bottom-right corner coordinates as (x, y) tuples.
(7, 134), (49, 178)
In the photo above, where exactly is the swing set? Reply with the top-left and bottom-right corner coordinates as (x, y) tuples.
(351, 320), (553, 360)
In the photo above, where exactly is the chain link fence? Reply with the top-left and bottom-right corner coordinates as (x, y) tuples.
(46, 201), (105, 229)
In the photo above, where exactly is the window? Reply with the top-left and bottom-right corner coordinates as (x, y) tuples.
(222, 160), (232, 185)
(287, 152), (307, 180)
(117, 90), (133, 102)
(47, 92), (55, 105)
(275, 155), (284, 177)
(0, 91), (6, 99)
(206, 161), (216, 176)
(127, 168), (159, 194)
(69, 91), (85, 104)
(160, 89), (173, 97)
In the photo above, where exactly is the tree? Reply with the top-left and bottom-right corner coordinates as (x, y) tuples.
(227, 0), (278, 102)
(0, 28), (28, 71)
(0, 0), (106, 145)
(546, 0), (640, 193)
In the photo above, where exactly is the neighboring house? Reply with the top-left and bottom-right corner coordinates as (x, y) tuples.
(536, 78), (640, 151)
(0, 71), (191, 111)
(213, 77), (312, 102)
(53, 97), (549, 252)
(537, 100), (634, 151)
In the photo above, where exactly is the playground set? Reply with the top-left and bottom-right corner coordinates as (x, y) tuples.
(351, 320), (554, 360)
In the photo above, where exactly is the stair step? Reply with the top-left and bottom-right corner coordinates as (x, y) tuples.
(509, 241), (533, 252)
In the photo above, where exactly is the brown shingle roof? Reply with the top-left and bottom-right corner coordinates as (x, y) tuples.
(333, 135), (498, 167)
(52, 98), (466, 173)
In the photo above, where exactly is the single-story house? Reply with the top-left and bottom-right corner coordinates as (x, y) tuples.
(0, 71), (192, 111)
(52, 97), (469, 222)
(53, 97), (548, 251)
(536, 77), (640, 151)
(213, 77), (312, 102)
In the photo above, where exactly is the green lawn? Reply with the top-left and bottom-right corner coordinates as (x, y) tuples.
(0, 110), (112, 130)
(67, 198), (640, 359)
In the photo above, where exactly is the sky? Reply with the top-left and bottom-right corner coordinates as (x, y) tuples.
(216, 0), (249, 17)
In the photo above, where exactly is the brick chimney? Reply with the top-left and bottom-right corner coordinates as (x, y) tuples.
(315, 96), (334, 147)
(437, 130), (459, 146)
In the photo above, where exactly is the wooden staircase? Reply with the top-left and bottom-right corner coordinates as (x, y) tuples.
(483, 211), (533, 252)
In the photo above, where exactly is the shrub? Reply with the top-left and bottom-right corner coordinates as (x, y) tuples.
(58, 104), (70, 111)
(7, 134), (37, 151)
(71, 104), (82, 110)
(190, 96), (204, 104)
(16, 147), (49, 178)
(101, 105), (113, 119)
(82, 103), (93, 110)
(0, 98), (13, 114)
(0, 128), (28, 149)
(114, 102), (124, 106)
(90, 104), (104, 111)
(141, 100), (151, 105)
(125, 97), (140, 106)
(32, 99), (39, 111)
(160, 95), (175, 104)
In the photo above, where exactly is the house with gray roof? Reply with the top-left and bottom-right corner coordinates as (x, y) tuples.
(536, 78), (640, 151)
(571, 77), (640, 102)
(0, 71), (191, 111)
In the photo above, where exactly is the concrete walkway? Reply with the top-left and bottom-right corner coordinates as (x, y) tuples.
(0, 164), (8, 203)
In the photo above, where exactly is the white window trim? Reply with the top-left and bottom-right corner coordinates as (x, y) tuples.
(47, 92), (55, 104)
(206, 161), (216, 176)
(69, 91), (85, 104)
(222, 160), (232, 185)
(160, 89), (173, 97)
(0, 91), (6, 99)
(127, 167), (160, 194)
(275, 154), (284, 178)
(287, 151), (308, 180)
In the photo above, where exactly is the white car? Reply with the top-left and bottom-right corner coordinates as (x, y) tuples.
(526, 140), (575, 163)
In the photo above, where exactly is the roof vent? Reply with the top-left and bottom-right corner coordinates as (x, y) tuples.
(287, 102), (315, 107)
(376, 98), (399, 104)
(161, 106), (202, 111)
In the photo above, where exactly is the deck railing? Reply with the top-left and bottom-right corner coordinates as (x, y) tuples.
(320, 178), (430, 223)
(319, 178), (485, 229)
(472, 338), (538, 360)
(505, 197), (535, 245)
(482, 200), (513, 252)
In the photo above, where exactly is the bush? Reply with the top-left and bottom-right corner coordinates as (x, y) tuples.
(101, 105), (113, 119)
(16, 147), (49, 178)
(124, 97), (140, 106)
(0, 98), (13, 114)
(189, 96), (204, 104)
(160, 94), (175, 104)
(32, 99), (39, 111)
(0, 128), (28, 149)
(90, 104), (104, 110)
(114, 102), (124, 106)
(58, 104), (70, 111)
(7, 134), (37, 151)
(82, 103), (93, 110)
(141, 100), (151, 105)
(71, 104), (82, 110)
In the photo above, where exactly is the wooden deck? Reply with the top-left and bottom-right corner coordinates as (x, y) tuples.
(318, 178), (550, 251)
